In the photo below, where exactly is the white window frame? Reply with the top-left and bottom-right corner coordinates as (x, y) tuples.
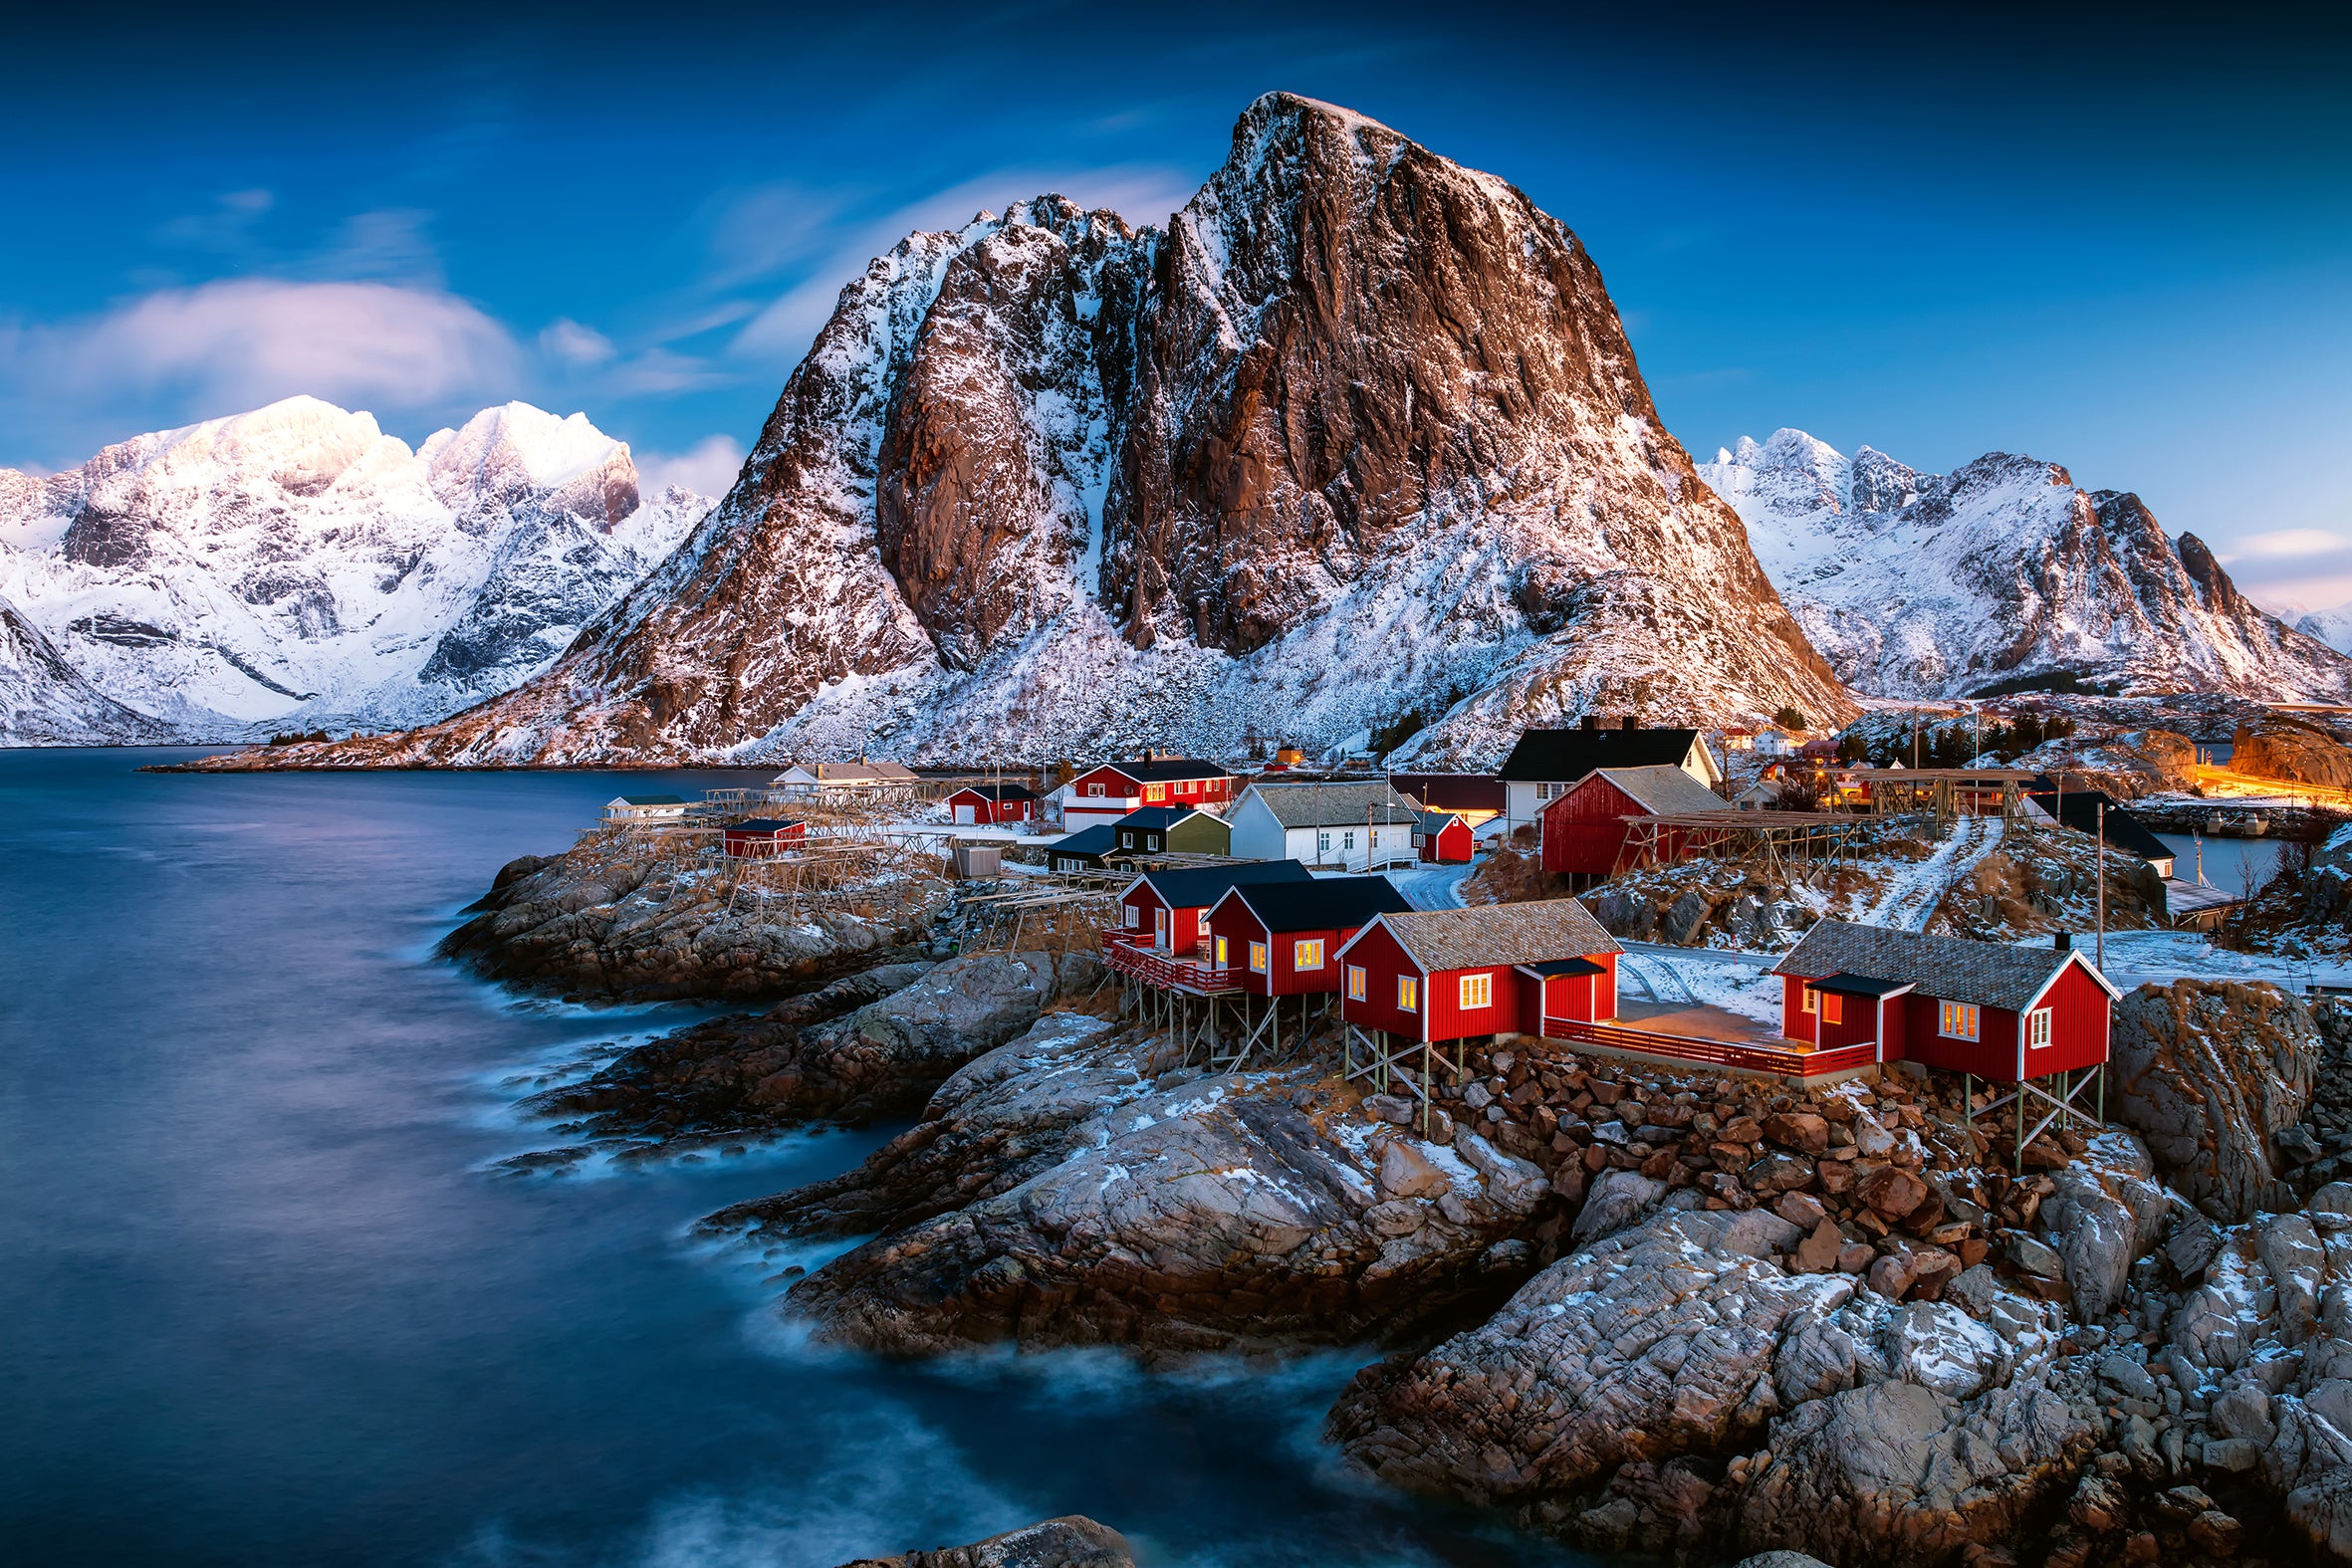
(1801, 985), (1818, 1015)
(1460, 973), (1492, 1009)
(1085, 782), (1105, 797)
(1939, 1001), (1981, 1041)
(1346, 965), (1366, 1002)
(1213, 935), (1229, 966)
(1398, 975), (1419, 1011)
(1342, 829), (1356, 852)
(1248, 941), (1268, 974)
(1145, 783), (1166, 802)
(1122, 903), (1138, 929)
(1120, 831), (1134, 847)
(2028, 1008), (2052, 1048)
(1294, 939), (1324, 971)
(1316, 831), (1331, 853)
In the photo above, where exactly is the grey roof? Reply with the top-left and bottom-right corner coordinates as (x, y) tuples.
(1587, 765), (1727, 816)
(1240, 781), (1422, 828)
(1772, 919), (2116, 1012)
(1364, 898), (1623, 974)
(1414, 809), (1466, 835)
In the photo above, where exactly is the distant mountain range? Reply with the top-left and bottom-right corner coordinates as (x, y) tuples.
(0, 397), (712, 744)
(1700, 429), (2352, 704)
(13, 97), (2344, 760)
(2299, 601), (2352, 657)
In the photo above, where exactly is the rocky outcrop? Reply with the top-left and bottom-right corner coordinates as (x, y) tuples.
(835, 1516), (1133, 1568)
(520, 950), (1099, 1139)
(438, 840), (949, 1002)
(214, 93), (1852, 771)
(2109, 981), (2321, 1221)
(2234, 716), (2352, 789)
(779, 1064), (1552, 1358)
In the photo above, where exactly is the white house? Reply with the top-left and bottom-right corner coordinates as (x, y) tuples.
(771, 761), (921, 804)
(603, 793), (689, 824)
(1227, 781), (1421, 871)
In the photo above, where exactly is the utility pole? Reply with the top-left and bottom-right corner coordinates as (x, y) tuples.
(2096, 799), (2107, 971)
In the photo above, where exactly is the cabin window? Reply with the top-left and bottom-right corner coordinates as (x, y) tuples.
(1801, 986), (1818, 1015)
(1145, 784), (1166, 801)
(1398, 975), (1420, 1011)
(1294, 940), (1324, 971)
(1460, 973), (1493, 1009)
(1121, 831), (1134, 847)
(1342, 830), (1356, 852)
(1346, 966), (1366, 1002)
(1411, 833), (1424, 848)
(1249, 941), (1268, 974)
(1214, 935), (1229, 966)
(1123, 904), (1138, 929)
(1316, 831), (1331, 852)
(1939, 1002), (1981, 1040)
(1086, 783), (1105, 797)
(1819, 993), (1843, 1025)
(1535, 783), (1556, 802)
(2028, 1008), (2052, 1048)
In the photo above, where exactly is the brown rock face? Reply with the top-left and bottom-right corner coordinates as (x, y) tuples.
(269, 93), (1852, 768)
(2233, 716), (2352, 790)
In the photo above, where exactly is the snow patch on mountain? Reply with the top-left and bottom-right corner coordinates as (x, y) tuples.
(0, 591), (177, 746)
(1701, 429), (2352, 703)
(0, 396), (711, 742)
(2299, 600), (2352, 656)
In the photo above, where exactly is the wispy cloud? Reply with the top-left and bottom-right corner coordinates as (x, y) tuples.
(636, 434), (745, 499)
(2217, 527), (2352, 617)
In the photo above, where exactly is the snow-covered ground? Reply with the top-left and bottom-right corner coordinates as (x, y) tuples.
(1385, 859), (1475, 910)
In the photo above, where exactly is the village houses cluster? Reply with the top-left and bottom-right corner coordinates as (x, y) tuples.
(595, 713), (2173, 1155)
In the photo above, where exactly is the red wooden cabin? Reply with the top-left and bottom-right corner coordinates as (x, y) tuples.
(1539, 765), (1729, 877)
(1060, 756), (1237, 831)
(945, 784), (1036, 825)
(1204, 876), (1413, 998)
(1113, 859), (1311, 955)
(1770, 920), (2117, 1081)
(1336, 898), (1623, 1047)
(722, 817), (807, 858)
(1412, 809), (1476, 864)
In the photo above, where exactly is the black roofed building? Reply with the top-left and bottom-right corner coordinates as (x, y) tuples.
(1205, 875), (1415, 998)
(1499, 716), (1721, 829)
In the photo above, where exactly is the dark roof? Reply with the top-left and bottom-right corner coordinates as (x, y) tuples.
(1052, 824), (1116, 858)
(615, 793), (688, 805)
(1773, 919), (2118, 1012)
(1117, 804), (1205, 832)
(1392, 774), (1506, 813)
(727, 817), (804, 833)
(1215, 875), (1412, 934)
(2024, 786), (2174, 865)
(1131, 859), (1314, 908)
(1815, 972), (1915, 997)
(950, 783), (1036, 801)
(1362, 898), (1623, 972)
(1517, 956), (1607, 979)
(1499, 727), (1701, 782)
(1092, 757), (1231, 784)
(1414, 809), (1468, 835)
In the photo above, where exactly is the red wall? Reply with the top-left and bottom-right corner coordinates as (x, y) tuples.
(1207, 904), (1357, 996)
(1778, 958), (2109, 1082)
(1781, 974), (1818, 1043)
(1419, 817), (1474, 863)
(1120, 883), (1167, 943)
(1539, 776), (1689, 875)
(2028, 961), (2111, 1076)
(1426, 964), (1527, 1041)
(1338, 922), (1425, 1040)
(1070, 766), (1233, 807)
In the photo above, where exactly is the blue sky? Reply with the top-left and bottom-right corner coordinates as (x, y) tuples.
(5, 2), (2347, 609)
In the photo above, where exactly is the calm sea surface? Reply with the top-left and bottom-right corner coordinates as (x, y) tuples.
(0, 749), (1581, 1568)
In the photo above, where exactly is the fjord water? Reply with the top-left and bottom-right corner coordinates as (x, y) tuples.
(0, 750), (1576, 1568)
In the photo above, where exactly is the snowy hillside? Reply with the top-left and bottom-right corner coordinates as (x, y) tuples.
(252, 93), (1850, 772)
(0, 397), (712, 742)
(1700, 429), (2352, 703)
(2300, 601), (2352, 656)
(0, 592), (175, 745)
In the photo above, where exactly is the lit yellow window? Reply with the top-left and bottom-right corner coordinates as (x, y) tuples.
(1398, 975), (1419, 1011)
(1346, 965), (1366, 1002)
(1801, 986), (1818, 1015)
(1145, 784), (1166, 801)
(1460, 973), (1492, 1009)
(1294, 939), (1324, 971)
(1820, 993), (1842, 1025)
(1214, 935), (1229, 966)
(2028, 1008), (2051, 1047)
(1939, 1002), (1980, 1040)
(1248, 941), (1268, 973)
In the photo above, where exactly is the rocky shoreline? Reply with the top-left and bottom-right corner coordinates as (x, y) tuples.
(453, 841), (2352, 1565)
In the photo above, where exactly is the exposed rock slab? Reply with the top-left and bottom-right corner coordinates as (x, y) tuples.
(2110, 980), (2320, 1221)
(836, 1515), (1133, 1568)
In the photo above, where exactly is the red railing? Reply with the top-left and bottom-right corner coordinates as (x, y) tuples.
(1542, 1018), (1878, 1078)
(1100, 933), (1245, 994)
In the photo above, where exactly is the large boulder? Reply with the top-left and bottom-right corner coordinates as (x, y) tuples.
(2234, 717), (2352, 790)
(835, 1515), (1133, 1568)
(1328, 1207), (1838, 1505)
(2039, 1131), (2168, 1319)
(784, 1071), (1551, 1357)
(2109, 980), (2320, 1221)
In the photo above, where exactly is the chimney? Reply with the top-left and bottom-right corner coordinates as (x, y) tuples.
(1580, 715), (1598, 731)
(2054, 931), (2072, 951)
(1621, 712), (1640, 732)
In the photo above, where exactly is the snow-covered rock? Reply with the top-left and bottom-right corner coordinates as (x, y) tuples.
(0, 396), (711, 741)
(1700, 428), (2352, 703)
(0, 591), (175, 745)
(2301, 600), (2352, 656)
(250, 93), (1852, 770)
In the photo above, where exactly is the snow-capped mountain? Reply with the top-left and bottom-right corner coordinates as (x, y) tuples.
(0, 591), (176, 745)
(1700, 429), (2352, 703)
(2299, 601), (2352, 656)
(265, 93), (1849, 771)
(0, 397), (713, 742)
